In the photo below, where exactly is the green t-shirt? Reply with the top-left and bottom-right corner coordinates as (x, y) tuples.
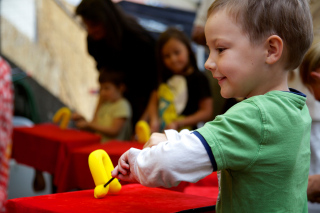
(97, 98), (132, 142)
(197, 90), (311, 213)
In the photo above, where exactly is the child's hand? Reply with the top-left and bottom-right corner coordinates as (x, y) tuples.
(111, 150), (138, 183)
(75, 120), (89, 129)
(143, 133), (167, 149)
(165, 121), (179, 130)
(72, 112), (84, 121)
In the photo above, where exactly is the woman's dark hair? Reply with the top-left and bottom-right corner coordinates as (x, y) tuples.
(156, 27), (199, 82)
(98, 70), (125, 88)
(76, 0), (151, 50)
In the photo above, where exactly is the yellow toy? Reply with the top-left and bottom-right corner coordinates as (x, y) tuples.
(135, 120), (151, 143)
(88, 149), (121, 198)
(52, 107), (71, 129)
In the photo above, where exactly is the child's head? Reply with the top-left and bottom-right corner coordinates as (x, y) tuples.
(204, 0), (313, 98)
(300, 41), (320, 101)
(98, 70), (125, 102)
(207, 0), (313, 71)
(156, 28), (199, 81)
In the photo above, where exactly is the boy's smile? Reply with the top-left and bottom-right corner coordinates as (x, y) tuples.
(204, 9), (271, 99)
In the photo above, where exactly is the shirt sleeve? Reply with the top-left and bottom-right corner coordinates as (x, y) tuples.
(196, 100), (263, 171)
(127, 129), (213, 188)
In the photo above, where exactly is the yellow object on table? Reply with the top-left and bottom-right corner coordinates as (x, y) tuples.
(135, 120), (151, 143)
(88, 149), (121, 198)
(52, 107), (71, 129)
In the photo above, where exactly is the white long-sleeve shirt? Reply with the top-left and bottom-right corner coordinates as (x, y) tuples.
(127, 129), (213, 188)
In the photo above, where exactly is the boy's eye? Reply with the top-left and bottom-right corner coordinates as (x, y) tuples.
(216, 48), (226, 53)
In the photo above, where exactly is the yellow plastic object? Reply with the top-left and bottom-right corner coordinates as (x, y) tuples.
(88, 149), (121, 198)
(158, 83), (178, 131)
(135, 120), (151, 143)
(52, 107), (71, 129)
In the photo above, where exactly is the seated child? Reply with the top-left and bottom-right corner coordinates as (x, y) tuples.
(112, 0), (313, 212)
(144, 28), (213, 132)
(72, 71), (132, 142)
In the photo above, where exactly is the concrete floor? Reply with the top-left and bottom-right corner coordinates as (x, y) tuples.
(8, 160), (52, 199)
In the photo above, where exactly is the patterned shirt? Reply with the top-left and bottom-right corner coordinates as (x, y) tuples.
(0, 57), (13, 212)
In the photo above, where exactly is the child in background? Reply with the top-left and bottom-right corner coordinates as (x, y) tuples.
(300, 41), (320, 101)
(145, 28), (213, 132)
(112, 0), (313, 212)
(299, 41), (320, 203)
(72, 71), (132, 142)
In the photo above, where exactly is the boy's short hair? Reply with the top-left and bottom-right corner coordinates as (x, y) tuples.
(300, 41), (320, 85)
(98, 70), (125, 87)
(208, 0), (313, 70)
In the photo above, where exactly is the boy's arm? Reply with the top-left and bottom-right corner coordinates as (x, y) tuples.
(112, 129), (213, 188)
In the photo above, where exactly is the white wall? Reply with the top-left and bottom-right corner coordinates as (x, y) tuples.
(1, 0), (37, 41)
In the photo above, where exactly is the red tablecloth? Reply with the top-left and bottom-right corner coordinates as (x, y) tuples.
(56, 140), (144, 192)
(12, 123), (101, 188)
(6, 184), (216, 213)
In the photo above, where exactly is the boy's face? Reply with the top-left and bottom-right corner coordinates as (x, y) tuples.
(100, 82), (122, 102)
(204, 10), (268, 99)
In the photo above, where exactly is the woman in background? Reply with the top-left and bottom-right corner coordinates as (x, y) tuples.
(76, 0), (158, 128)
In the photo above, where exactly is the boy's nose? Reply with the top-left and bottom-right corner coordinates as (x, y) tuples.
(204, 57), (217, 73)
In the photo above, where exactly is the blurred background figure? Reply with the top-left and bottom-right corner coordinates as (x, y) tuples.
(72, 71), (132, 142)
(0, 56), (13, 212)
(144, 27), (212, 132)
(298, 40), (320, 205)
(75, 0), (158, 129)
(191, 0), (214, 46)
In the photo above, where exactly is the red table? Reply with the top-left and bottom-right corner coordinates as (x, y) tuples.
(6, 184), (216, 213)
(56, 140), (145, 192)
(57, 141), (190, 193)
(12, 123), (101, 189)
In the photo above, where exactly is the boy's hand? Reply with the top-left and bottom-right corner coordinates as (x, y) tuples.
(111, 150), (138, 183)
(143, 133), (167, 149)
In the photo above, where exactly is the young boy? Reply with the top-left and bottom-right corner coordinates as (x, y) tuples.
(112, 0), (313, 212)
(72, 71), (132, 142)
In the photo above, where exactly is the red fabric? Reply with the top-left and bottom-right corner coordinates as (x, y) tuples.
(189, 172), (219, 187)
(184, 186), (220, 200)
(11, 124), (101, 188)
(183, 172), (220, 199)
(56, 140), (144, 192)
(56, 141), (190, 193)
(6, 184), (216, 213)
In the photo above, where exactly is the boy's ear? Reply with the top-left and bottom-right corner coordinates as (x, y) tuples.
(265, 35), (283, 65)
